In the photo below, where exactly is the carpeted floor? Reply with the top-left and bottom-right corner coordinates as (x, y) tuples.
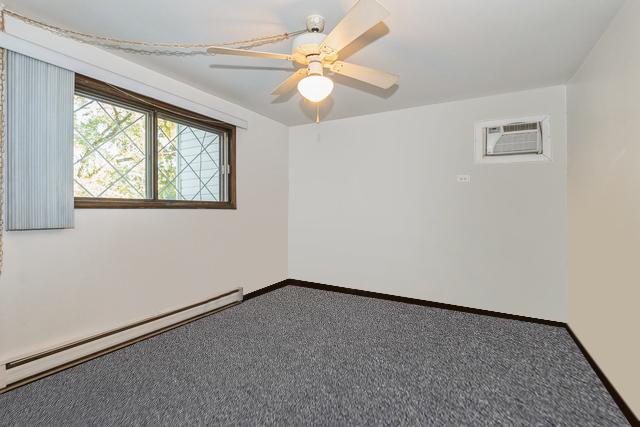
(0, 285), (629, 426)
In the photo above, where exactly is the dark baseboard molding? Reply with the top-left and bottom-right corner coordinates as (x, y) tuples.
(288, 278), (565, 327)
(249, 278), (638, 425)
(243, 280), (289, 300)
(565, 326), (638, 425)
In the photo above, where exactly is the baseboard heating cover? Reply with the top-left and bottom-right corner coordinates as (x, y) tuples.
(0, 288), (243, 392)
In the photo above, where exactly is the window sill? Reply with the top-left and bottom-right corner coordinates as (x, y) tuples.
(74, 198), (236, 209)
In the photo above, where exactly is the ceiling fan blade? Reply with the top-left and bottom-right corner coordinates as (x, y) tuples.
(329, 61), (398, 89)
(320, 0), (390, 54)
(271, 69), (308, 95)
(207, 46), (294, 61)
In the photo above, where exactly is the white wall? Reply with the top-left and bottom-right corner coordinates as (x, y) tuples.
(0, 18), (288, 361)
(289, 86), (567, 321)
(567, 0), (640, 417)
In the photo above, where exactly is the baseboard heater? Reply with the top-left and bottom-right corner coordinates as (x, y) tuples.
(0, 288), (243, 393)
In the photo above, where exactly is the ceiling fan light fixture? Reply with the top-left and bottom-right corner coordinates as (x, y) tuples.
(297, 75), (334, 103)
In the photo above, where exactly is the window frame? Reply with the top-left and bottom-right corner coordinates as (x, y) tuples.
(73, 74), (236, 209)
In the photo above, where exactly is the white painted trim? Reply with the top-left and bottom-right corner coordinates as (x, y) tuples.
(0, 16), (248, 129)
(1, 289), (242, 387)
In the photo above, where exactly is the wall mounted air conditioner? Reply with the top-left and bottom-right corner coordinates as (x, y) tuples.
(474, 115), (551, 163)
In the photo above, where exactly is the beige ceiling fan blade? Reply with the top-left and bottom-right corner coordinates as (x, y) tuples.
(271, 69), (308, 95)
(207, 46), (294, 61)
(329, 61), (398, 89)
(320, 0), (389, 54)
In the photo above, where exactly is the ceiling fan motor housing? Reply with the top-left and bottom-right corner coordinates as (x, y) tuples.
(291, 31), (333, 65)
(292, 32), (326, 53)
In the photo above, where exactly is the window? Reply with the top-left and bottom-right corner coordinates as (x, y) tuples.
(157, 117), (227, 202)
(73, 75), (235, 208)
(74, 93), (149, 199)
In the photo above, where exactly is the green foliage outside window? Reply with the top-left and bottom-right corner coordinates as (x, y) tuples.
(73, 94), (147, 198)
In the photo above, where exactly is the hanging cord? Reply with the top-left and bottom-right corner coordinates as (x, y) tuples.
(1, 8), (306, 55)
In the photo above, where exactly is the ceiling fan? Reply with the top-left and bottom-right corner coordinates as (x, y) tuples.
(207, 0), (398, 104)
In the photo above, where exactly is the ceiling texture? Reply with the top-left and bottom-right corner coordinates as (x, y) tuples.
(5, 0), (623, 125)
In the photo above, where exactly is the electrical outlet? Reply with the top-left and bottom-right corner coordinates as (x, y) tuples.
(456, 174), (471, 183)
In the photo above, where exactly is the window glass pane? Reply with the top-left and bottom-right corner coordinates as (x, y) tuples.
(157, 117), (223, 201)
(73, 93), (148, 198)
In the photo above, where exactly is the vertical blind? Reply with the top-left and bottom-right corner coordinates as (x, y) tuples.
(6, 51), (75, 230)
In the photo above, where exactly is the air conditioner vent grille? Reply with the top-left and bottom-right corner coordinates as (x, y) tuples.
(484, 121), (542, 156)
(492, 131), (540, 155)
(503, 122), (539, 132)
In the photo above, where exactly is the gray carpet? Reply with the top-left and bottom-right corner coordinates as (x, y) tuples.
(0, 285), (629, 426)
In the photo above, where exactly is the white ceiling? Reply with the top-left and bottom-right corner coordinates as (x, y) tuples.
(6, 0), (623, 125)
